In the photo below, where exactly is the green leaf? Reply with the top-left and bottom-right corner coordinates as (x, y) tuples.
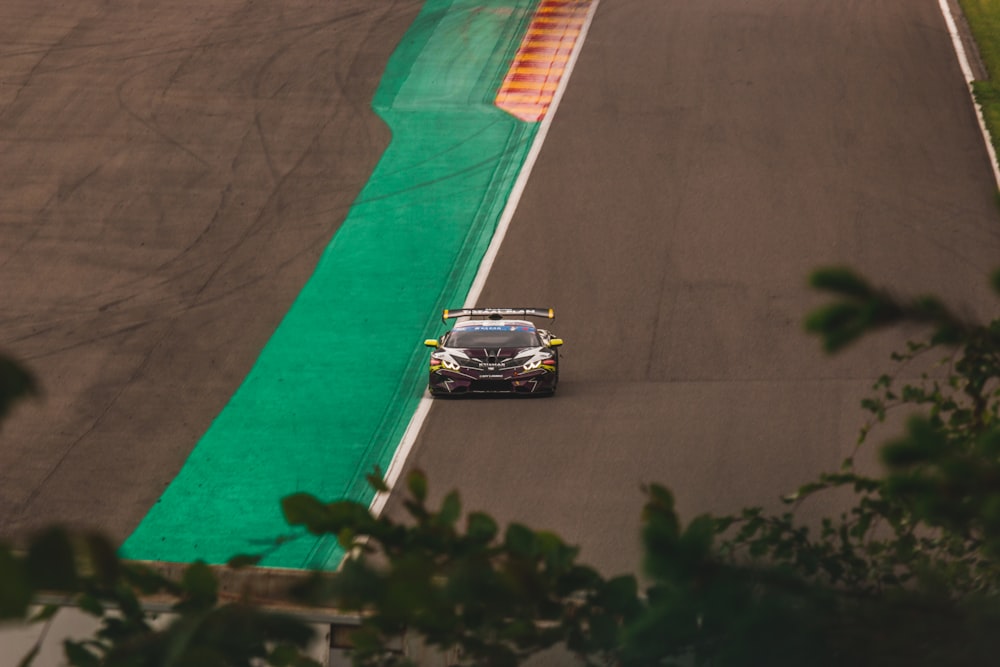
(536, 530), (575, 572)
(177, 561), (217, 610)
(643, 484), (680, 537)
(324, 502), (374, 535)
(0, 353), (39, 421)
(227, 554), (263, 569)
(990, 268), (1000, 294)
(122, 562), (178, 596)
(505, 523), (536, 557)
(588, 611), (620, 649)
(336, 527), (356, 550)
(281, 493), (332, 532)
(466, 512), (498, 544)
(407, 469), (428, 502)
(365, 466), (389, 493)
(26, 527), (78, 591)
(599, 575), (640, 615)
(680, 515), (715, 560)
(268, 643), (322, 667)
(808, 267), (874, 299)
(911, 295), (949, 319)
(804, 302), (866, 352)
(83, 532), (120, 587)
(881, 417), (945, 467)
(0, 547), (32, 619)
(930, 323), (963, 346)
(29, 604), (60, 623)
(76, 595), (103, 617)
(63, 640), (99, 667)
(436, 491), (461, 527)
(782, 480), (830, 503)
(860, 397), (884, 416)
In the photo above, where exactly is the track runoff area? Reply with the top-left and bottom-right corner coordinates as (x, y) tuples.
(121, 0), (597, 571)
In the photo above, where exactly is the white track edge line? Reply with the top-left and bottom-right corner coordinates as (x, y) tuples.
(370, 0), (602, 518)
(937, 0), (1000, 190)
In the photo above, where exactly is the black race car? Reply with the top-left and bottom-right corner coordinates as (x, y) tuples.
(424, 308), (563, 396)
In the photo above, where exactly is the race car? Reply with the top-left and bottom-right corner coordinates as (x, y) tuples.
(424, 308), (564, 396)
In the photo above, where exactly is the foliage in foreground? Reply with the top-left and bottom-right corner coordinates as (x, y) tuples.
(0, 526), (321, 667)
(5, 267), (1000, 666)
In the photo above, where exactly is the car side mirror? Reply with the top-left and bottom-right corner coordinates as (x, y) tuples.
(549, 338), (563, 347)
(424, 339), (439, 348)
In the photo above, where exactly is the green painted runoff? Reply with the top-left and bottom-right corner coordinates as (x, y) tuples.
(121, 0), (540, 569)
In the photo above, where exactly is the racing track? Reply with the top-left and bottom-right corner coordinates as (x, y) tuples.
(3, 0), (1000, 602)
(0, 0), (422, 542)
(388, 0), (1000, 578)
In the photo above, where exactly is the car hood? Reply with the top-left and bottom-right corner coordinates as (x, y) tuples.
(455, 347), (532, 363)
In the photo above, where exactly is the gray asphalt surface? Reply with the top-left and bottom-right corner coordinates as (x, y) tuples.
(0, 0), (421, 542)
(388, 0), (1000, 578)
(2, 0), (998, 590)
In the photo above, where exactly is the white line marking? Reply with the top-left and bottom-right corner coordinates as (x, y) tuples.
(937, 0), (1000, 190)
(465, 1), (601, 308)
(369, 0), (602, 518)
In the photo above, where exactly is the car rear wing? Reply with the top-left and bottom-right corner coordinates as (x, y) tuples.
(442, 307), (554, 322)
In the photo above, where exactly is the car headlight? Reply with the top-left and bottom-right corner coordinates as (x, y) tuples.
(522, 359), (542, 371)
(434, 355), (460, 371)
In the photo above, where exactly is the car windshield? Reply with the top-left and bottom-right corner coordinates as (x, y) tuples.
(447, 326), (540, 348)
